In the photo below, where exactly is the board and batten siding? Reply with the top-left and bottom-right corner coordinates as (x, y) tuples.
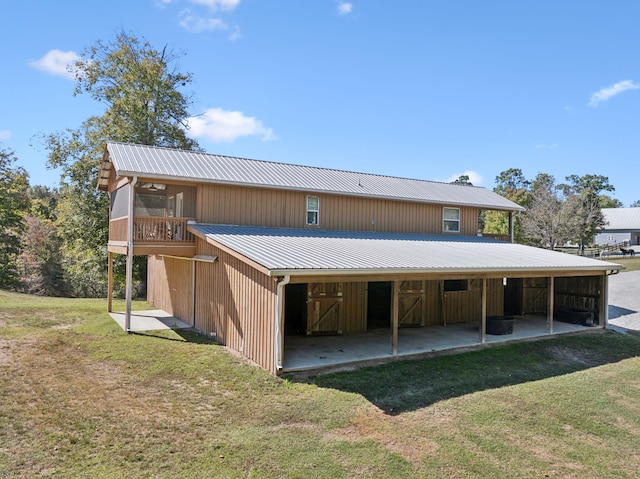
(147, 255), (193, 323)
(196, 184), (480, 235)
(195, 239), (279, 373)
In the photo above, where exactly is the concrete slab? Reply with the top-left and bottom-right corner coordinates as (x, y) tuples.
(608, 269), (640, 332)
(109, 310), (191, 332)
(283, 316), (592, 372)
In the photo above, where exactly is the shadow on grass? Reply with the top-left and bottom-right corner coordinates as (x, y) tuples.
(129, 328), (219, 345)
(297, 331), (640, 415)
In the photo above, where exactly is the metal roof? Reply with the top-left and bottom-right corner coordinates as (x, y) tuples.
(601, 208), (640, 230)
(103, 142), (525, 211)
(189, 224), (622, 276)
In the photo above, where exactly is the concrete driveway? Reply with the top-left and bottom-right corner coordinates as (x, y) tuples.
(608, 269), (640, 332)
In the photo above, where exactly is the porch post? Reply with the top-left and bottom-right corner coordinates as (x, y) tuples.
(191, 260), (196, 326)
(509, 212), (515, 243)
(107, 251), (113, 313)
(125, 176), (137, 333)
(547, 276), (554, 334)
(479, 277), (487, 343)
(391, 280), (399, 355)
(601, 274), (608, 329)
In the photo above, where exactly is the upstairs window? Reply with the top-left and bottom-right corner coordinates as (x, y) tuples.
(307, 196), (319, 225)
(443, 207), (460, 233)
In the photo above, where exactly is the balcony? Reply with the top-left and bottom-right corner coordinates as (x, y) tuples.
(108, 216), (196, 256)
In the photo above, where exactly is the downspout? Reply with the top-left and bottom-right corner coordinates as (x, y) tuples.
(274, 275), (291, 373)
(125, 176), (138, 332)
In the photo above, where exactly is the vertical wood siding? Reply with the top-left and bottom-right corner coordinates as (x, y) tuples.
(195, 239), (279, 373)
(147, 255), (193, 322)
(196, 184), (480, 235)
(342, 282), (367, 333)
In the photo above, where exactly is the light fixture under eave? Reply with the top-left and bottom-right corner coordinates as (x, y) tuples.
(139, 182), (166, 191)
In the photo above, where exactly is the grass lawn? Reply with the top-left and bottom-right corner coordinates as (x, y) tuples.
(1, 290), (640, 478)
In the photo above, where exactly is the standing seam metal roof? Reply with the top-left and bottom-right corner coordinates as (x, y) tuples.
(601, 208), (640, 230)
(189, 224), (622, 275)
(104, 142), (525, 211)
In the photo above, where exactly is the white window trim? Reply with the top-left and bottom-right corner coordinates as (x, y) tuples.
(306, 195), (319, 226)
(443, 207), (461, 233)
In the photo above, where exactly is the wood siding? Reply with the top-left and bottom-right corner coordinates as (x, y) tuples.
(196, 183), (480, 235)
(195, 239), (279, 373)
(147, 255), (193, 323)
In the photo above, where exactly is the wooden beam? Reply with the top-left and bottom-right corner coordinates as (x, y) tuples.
(391, 280), (399, 355)
(479, 277), (487, 343)
(107, 252), (113, 313)
(547, 276), (554, 334)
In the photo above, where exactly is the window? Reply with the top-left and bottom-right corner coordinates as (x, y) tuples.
(443, 279), (468, 292)
(306, 196), (319, 225)
(443, 207), (460, 232)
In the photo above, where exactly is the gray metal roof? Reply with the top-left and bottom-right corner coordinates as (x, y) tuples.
(601, 208), (640, 230)
(104, 142), (525, 211)
(189, 224), (621, 276)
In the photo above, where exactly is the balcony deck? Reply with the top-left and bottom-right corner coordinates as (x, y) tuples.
(108, 216), (196, 255)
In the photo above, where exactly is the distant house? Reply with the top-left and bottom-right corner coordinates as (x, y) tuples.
(595, 207), (640, 247)
(98, 142), (622, 374)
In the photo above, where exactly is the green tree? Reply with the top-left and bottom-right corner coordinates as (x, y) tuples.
(559, 174), (614, 250)
(0, 147), (30, 289)
(630, 200), (640, 207)
(451, 175), (473, 186)
(41, 31), (200, 297)
(483, 168), (530, 242)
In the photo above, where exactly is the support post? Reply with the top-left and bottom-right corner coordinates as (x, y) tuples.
(275, 275), (291, 373)
(509, 211), (515, 243)
(601, 274), (608, 329)
(480, 277), (487, 343)
(107, 251), (113, 313)
(125, 176), (137, 332)
(547, 276), (554, 334)
(391, 280), (399, 355)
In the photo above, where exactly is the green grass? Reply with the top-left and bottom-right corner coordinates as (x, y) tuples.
(1, 289), (640, 478)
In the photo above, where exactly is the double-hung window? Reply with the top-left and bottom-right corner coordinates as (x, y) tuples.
(306, 196), (319, 225)
(443, 207), (460, 232)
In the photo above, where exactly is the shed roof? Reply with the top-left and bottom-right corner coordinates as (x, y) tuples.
(189, 223), (622, 277)
(101, 142), (525, 212)
(601, 207), (640, 230)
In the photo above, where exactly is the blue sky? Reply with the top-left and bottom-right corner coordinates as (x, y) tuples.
(2, 0), (640, 205)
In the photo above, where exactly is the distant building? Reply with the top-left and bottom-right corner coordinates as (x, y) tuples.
(595, 208), (640, 246)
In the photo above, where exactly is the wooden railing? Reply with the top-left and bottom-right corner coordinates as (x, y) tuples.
(134, 216), (195, 242)
(481, 233), (511, 242)
(109, 216), (195, 243)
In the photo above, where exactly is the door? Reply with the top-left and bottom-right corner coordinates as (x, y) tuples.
(398, 280), (425, 327)
(307, 282), (343, 335)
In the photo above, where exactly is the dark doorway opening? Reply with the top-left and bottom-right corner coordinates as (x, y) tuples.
(504, 278), (523, 316)
(367, 281), (392, 330)
(285, 283), (307, 335)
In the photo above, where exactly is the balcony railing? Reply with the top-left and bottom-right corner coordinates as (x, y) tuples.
(109, 216), (195, 243)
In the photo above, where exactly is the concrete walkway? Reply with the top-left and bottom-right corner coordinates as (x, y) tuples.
(608, 269), (640, 332)
(109, 309), (191, 332)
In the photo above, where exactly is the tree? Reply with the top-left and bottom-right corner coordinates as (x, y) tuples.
(559, 174), (614, 250)
(0, 147), (30, 289)
(483, 168), (530, 242)
(630, 200), (640, 207)
(521, 173), (573, 249)
(40, 31), (200, 297)
(451, 175), (473, 186)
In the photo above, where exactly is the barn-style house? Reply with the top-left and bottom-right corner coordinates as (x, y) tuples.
(98, 142), (622, 374)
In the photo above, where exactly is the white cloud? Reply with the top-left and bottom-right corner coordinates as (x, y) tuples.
(337, 1), (353, 14)
(189, 0), (240, 11)
(446, 170), (483, 186)
(0, 130), (11, 141)
(229, 25), (242, 41)
(588, 80), (640, 107)
(187, 108), (277, 142)
(29, 49), (80, 80)
(179, 10), (228, 32)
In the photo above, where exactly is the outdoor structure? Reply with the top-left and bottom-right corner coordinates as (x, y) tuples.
(595, 207), (640, 247)
(98, 142), (623, 375)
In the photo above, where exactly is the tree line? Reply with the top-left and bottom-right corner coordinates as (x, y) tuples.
(0, 32), (636, 297)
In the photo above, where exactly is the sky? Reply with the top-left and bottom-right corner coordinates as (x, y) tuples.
(2, 0), (640, 206)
